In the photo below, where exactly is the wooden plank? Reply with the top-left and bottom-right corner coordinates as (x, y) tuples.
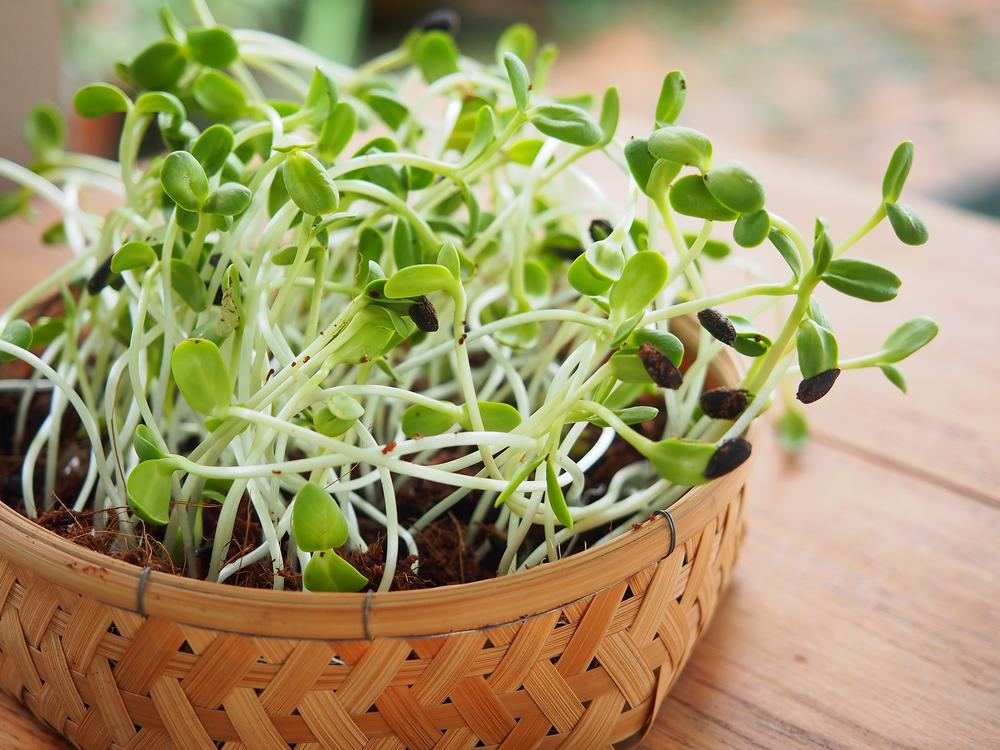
(645, 429), (1000, 749)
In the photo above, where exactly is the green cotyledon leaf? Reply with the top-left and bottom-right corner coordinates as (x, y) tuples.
(303, 551), (368, 592)
(292, 482), (349, 552)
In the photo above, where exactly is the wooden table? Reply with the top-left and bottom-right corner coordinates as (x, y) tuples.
(2, 151), (998, 748)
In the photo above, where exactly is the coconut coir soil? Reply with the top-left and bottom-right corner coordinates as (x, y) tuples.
(0, 357), (662, 591)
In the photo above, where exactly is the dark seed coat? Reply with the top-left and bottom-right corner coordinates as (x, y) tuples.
(700, 387), (749, 420)
(85, 254), (115, 295)
(697, 308), (737, 345)
(409, 296), (440, 332)
(704, 437), (752, 479)
(545, 241), (584, 261)
(417, 8), (460, 34)
(796, 368), (841, 404)
(638, 342), (683, 389)
(589, 218), (613, 242)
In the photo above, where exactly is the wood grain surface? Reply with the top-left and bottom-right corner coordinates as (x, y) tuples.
(1, 150), (998, 748)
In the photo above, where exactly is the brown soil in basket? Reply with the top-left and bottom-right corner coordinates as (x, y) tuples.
(0, 356), (671, 591)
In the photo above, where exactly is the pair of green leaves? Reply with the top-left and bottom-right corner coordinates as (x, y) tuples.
(568, 244), (668, 316)
(874, 316), (939, 393)
(303, 68), (356, 161)
(163, 141), (249, 217)
(668, 161), (766, 223)
(400, 400), (521, 438)
(642, 122), (766, 224)
(609, 251), (669, 319)
(128, 28), (238, 89)
(313, 393), (365, 438)
(506, 49), (617, 149)
(669, 176), (737, 221)
(292, 483), (368, 592)
(880, 141), (928, 245)
(567, 238), (621, 297)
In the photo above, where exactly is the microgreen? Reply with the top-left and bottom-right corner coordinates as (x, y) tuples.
(655, 71), (687, 126)
(162, 150), (209, 211)
(670, 175), (739, 221)
(171, 339), (230, 416)
(0, 6), (936, 592)
(704, 161), (766, 214)
(292, 483), (349, 552)
(24, 102), (65, 159)
(186, 26), (239, 69)
(126, 458), (175, 526)
(73, 83), (131, 118)
(648, 125), (712, 172)
(885, 202), (929, 245)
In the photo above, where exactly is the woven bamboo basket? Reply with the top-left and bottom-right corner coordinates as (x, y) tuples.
(0, 320), (754, 749)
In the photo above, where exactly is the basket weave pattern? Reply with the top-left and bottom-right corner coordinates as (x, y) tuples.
(0, 482), (744, 750)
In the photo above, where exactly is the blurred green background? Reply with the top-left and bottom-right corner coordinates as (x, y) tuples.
(2, 0), (998, 216)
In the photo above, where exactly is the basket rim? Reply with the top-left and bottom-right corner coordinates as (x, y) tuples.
(0, 319), (754, 640)
(0, 457), (752, 640)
